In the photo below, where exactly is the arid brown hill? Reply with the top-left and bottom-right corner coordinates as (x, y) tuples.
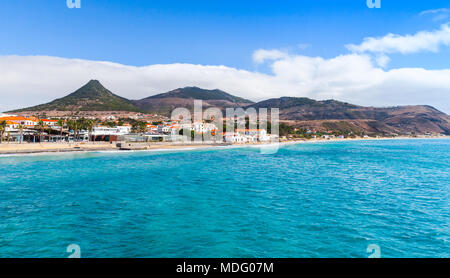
(132, 87), (254, 115)
(9, 81), (450, 135)
(248, 97), (450, 135)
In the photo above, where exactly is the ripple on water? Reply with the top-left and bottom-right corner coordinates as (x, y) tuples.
(0, 139), (449, 257)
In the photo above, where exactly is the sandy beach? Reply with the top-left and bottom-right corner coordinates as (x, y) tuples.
(0, 136), (447, 156)
(0, 142), (118, 154)
(0, 141), (233, 155)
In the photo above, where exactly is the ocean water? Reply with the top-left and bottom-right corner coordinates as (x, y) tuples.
(0, 139), (449, 258)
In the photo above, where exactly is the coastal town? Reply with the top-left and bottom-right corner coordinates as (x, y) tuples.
(1, 111), (446, 154)
(0, 112), (283, 153)
(2, 0), (450, 262)
(1, 78), (447, 154)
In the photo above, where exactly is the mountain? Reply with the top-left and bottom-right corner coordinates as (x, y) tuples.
(8, 80), (450, 135)
(248, 97), (389, 120)
(133, 87), (254, 115)
(248, 97), (450, 135)
(11, 80), (140, 112)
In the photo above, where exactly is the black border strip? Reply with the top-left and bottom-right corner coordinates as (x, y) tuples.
(0, 258), (447, 276)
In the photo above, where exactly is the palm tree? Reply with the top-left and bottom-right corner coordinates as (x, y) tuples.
(35, 120), (45, 143)
(75, 118), (88, 141)
(105, 121), (116, 128)
(78, 118), (90, 142)
(138, 121), (147, 134)
(67, 119), (79, 141)
(131, 122), (139, 134)
(46, 127), (53, 142)
(0, 120), (7, 144)
(66, 120), (74, 141)
(132, 121), (147, 134)
(18, 124), (24, 144)
(81, 119), (95, 142)
(57, 119), (65, 136)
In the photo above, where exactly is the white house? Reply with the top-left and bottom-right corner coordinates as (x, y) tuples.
(92, 126), (131, 136)
(179, 122), (218, 134)
(235, 129), (271, 142)
(0, 116), (38, 126)
(158, 125), (172, 134)
(146, 124), (158, 133)
(5, 121), (19, 132)
(42, 119), (58, 127)
(117, 125), (132, 134)
(224, 132), (249, 143)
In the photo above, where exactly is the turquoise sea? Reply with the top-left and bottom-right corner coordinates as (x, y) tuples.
(0, 139), (449, 258)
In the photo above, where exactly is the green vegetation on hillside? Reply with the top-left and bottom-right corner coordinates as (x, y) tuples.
(11, 80), (141, 112)
(148, 87), (253, 103)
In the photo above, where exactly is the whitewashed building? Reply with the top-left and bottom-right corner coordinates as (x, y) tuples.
(224, 132), (248, 143)
(0, 116), (38, 126)
(42, 119), (58, 127)
(92, 126), (131, 136)
(235, 129), (272, 142)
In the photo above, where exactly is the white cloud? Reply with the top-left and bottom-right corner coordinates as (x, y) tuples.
(252, 49), (289, 64)
(346, 23), (450, 55)
(375, 54), (391, 68)
(420, 8), (450, 22)
(420, 8), (450, 16)
(1, 53), (450, 114)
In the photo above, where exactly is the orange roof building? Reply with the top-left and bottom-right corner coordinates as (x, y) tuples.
(0, 116), (37, 125)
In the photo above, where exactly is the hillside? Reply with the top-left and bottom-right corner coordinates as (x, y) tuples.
(11, 80), (140, 112)
(248, 97), (450, 135)
(7, 80), (450, 135)
(133, 87), (254, 115)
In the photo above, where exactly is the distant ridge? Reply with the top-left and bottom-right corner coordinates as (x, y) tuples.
(132, 87), (254, 115)
(11, 80), (140, 112)
(148, 87), (252, 103)
(247, 97), (450, 135)
(8, 80), (450, 135)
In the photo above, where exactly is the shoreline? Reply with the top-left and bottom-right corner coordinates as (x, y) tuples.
(0, 136), (448, 157)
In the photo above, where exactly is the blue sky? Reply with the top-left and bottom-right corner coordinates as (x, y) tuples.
(1, 0), (450, 113)
(1, 0), (449, 69)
